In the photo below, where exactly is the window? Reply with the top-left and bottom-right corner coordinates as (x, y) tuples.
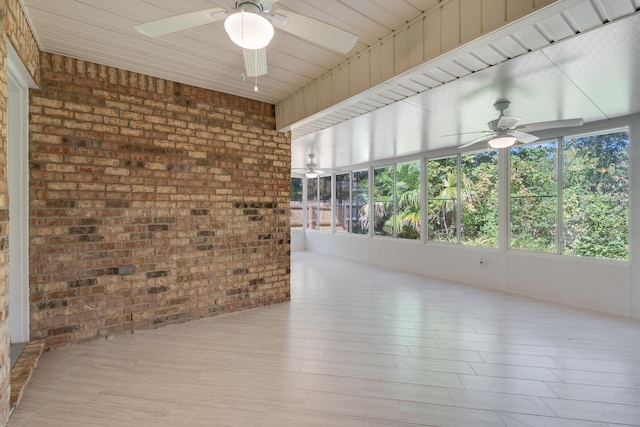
(373, 165), (394, 236)
(335, 173), (350, 233)
(395, 161), (421, 240)
(318, 176), (332, 231)
(461, 151), (498, 247)
(562, 130), (628, 260)
(510, 141), (558, 252)
(290, 177), (303, 229)
(295, 126), (629, 261)
(351, 170), (368, 235)
(306, 177), (318, 229)
(427, 156), (457, 242)
(509, 129), (628, 260)
(428, 152), (498, 247)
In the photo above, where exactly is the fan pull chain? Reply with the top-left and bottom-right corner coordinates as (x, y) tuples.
(254, 48), (259, 92)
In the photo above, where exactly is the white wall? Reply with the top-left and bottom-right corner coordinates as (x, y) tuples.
(290, 228), (306, 252)
(629, 114), (640, 318)
(505, 253), (630, 316)
(299, 231), (634, 318)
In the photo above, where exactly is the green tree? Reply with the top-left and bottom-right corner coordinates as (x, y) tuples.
(391, 162), (421, 239)
(563, 131), (628, 260)
(427, 157), (457, 242)
(352, 170), (369, 234)
(461, 151), (498, 247)
(373, 166), (395, 236)
(510, 143), (558, 252)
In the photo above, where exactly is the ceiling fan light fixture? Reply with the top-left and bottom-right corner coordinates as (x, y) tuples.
(224, 10), (274, 49)
(488, 135), (517, 148)
(305, 171), (318, 179)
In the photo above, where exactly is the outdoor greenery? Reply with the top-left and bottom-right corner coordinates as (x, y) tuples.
(292, 129), (628, 260)
(427, 157), (457, 242)
(394, 162), (421, 239)
(352, 170), (369, 234)
(291, 177), (303, 201)
(427, 153), (498, 246)
(510, 130), (629, 260)
(368, 162), (421, 239)
(562, 131), (628, 259)
(510, 142), (558, 252)
(335, 173), (350, 232)
(461, 152), (499, 247)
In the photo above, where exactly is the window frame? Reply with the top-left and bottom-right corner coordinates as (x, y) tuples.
(506, 127), (629, 261)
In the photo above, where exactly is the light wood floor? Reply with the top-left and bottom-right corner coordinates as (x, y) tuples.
(9, 252), (640, 426)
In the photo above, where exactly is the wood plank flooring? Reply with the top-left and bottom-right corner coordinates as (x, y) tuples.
(9, 252), (640, 426)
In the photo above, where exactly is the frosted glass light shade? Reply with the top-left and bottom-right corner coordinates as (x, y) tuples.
(224, 11), (274, 49)
(488, 136), (517, 148)
(305, 171), (318, 179)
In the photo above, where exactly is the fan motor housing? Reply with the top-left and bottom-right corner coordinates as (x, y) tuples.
(236, 0), (272, 13)
(494, 100), (511, 113)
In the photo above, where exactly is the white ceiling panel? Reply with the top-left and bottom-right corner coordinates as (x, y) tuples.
(542, 12), (640, 119)
(453, 54), (491, 72)
(562, 1), (603, 31)
(596, 0), (637, 20)
(23, 0), (403, 103)
(293, 11), (637, 170)
(511, 26), (551, 51)
(490, 36), (529, 59)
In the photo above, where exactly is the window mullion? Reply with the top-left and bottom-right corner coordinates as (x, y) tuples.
(393, 165), (397, 238)
(456, 154), (462, 244)
(421, 157), (427, 243)
(369, 165), (374, 238)
(557, 137), (563, 255)
(302, 176), (308, 229)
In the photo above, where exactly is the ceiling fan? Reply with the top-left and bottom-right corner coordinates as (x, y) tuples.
(135, 0), (358, 81)
(292, 152), (333, 178)
(457, 100), (584, 149)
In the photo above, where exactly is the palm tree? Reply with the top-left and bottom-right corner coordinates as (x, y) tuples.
(384, 162), (420, 239)
(431, 171), (457, 238)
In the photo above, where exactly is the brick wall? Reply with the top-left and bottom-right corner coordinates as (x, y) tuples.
(29, 53), (291, 348)
(0, 0), (39, 423)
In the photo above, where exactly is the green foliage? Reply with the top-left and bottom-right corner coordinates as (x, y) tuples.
(427, 153), (499, 246)
(297, 130), (628, 260)
(391, 162), (421, 239)
(373, 166), (395, 236)
(509, 131), (629, 260)
(290, 177), (303, 201)
(510, 143), (558, 252)
(352, 170), (369, 235)
(562, 131), (628, 260)
(363, 163), (421, 239)
(427, 157), (457, 242)
(460, 151), (498, 247)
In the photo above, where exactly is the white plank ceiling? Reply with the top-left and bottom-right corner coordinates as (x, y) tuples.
(18, 0), (640, 172)
(21, 0), (439, 104)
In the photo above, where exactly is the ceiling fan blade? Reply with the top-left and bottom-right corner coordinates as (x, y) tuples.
(459, 134), (493, 149)
(516, 118), (584, 133)
(270, 10), (358, 53)
(496, 115), (521, 129)
(243, 48), (267, 77)
(440, 130), (491, 137)
(513, 131), (540, 144)
(135, 8), (227, 37)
